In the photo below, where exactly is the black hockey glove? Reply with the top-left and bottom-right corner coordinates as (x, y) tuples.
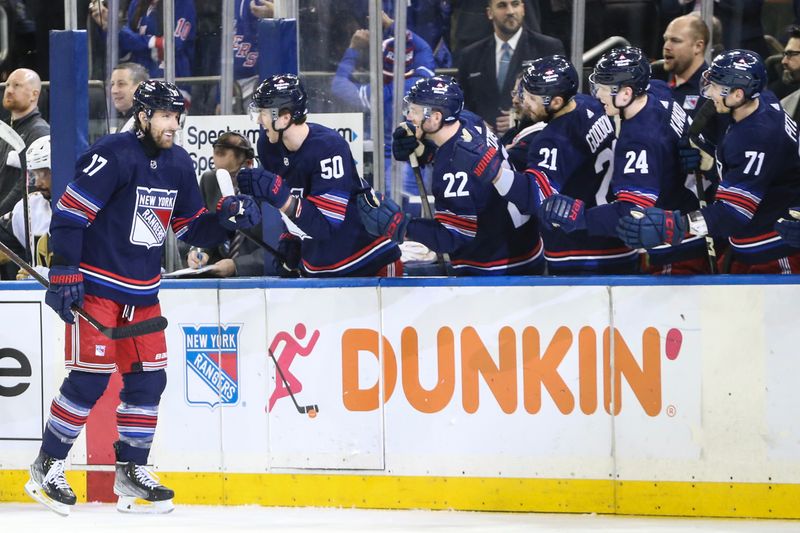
(45, 265), (84, 324)
(216, 195), (262, 230)
(391, 122), (435, 165)
(275, 232), (301, 277)
(677, 136), (701, 174)
(357, 190), (410, 243)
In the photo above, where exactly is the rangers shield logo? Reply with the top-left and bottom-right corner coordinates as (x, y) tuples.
(183, 324), (241, 408)
(130, 186), (177, 248)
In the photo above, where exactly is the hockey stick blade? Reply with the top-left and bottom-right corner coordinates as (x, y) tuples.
(98, 315), (169, 340)
(0, 120), (26, 152)
(0, 239), (169, 340)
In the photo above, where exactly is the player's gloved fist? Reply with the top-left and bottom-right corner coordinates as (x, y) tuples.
(392, 122), (421, 162)
(616, 208), (687, 249)
(275, 232), (301, 277)
(775, 209), (800, 248)
(45, 265), (84, 324)
(237, 167), (291, 209)
(391, 122), (436, 165)
(677, 136), (700, 174)
(216, 195), (262, 230)
(357, 190), (410, 243)
(452, 141), (503, 184)
(539, 194), (586, 233)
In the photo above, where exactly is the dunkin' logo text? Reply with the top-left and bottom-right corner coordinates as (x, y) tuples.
(341, 326), (683, 416)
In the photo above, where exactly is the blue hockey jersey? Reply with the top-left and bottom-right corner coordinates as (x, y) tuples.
(119, 0), (196, 83)
(584, 93), (705, 266)
(257, 123), (401, 276)
(233, 0), (259, 80)
(702, 101), (800, 263)
(50, 132), (229, 306)
(406, 122), (543, 275)
(502, 94), (638, 273)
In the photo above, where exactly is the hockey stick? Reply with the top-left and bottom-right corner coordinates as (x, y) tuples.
(687, 100), (718, 274)
(409, 152), (451, 275)
(267, 346), (318, 418)
(0, 121), (33, 263)
(0, 239), (168, 340)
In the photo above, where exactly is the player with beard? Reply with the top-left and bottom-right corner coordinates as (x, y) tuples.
(24, 80), (261, 516)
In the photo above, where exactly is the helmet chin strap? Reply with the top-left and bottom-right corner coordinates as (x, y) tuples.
(612, 90), (636, 114)
(721, 91), (746, 111)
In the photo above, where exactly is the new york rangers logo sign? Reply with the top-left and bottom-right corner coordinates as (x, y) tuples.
(182, 324), (241, 408)
(130, 186), (177, 248)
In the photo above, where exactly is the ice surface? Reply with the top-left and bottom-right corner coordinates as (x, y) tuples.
(1, 503), (798, 533)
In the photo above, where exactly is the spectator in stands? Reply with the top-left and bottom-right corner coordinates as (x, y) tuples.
(770, 26), (800, 102)
(457, 0), (563, 136)
(354, 1), (454, 68)
(110, 62), (149, 131)
(660, 13), (710, 116)
(332, 26), (434, 193)
(0, 68), (50, 219)
(230, 0), (274, 109)
(185, 132), (274, 277)
(94, 0), (196, 104)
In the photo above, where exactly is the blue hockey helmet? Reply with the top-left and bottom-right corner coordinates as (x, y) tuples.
(589, 47), (651, 97)
(133, 80), (185, 118)
(701, 49), (765, 100)
(522, 55), (579, 105)
(404, 75), (464, 123)
(251, 74), (308, 123)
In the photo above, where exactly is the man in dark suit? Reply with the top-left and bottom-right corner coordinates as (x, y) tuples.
(457, 0), (563, 136)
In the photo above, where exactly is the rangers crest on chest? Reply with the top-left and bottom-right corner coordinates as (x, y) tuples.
(130, 186), (177, 248)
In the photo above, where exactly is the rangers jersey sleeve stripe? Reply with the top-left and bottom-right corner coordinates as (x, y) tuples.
(434, 210), (478, 238)
(615, 190), (658, 208)
(306, 192), (349, 224)
(715, 185), (761, 220)
(526, 168), (557, 199)
(171, 207), (208, 238)
(55, 183), (104, 225)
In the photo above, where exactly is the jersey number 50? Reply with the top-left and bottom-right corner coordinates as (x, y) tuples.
(320, 156), (344, 179)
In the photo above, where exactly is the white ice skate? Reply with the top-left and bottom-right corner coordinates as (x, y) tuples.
(24, 451), (76, 516)
(113, 461), (175, 514)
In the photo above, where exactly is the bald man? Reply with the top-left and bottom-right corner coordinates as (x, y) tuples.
(0, 68), (50, 218)
(661, 14), (710, 116)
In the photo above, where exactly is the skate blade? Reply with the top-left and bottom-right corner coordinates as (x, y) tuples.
(116, 496), (174, 514)
(24, 479), (71, 517)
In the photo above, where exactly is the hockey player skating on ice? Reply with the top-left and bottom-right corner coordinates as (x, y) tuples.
(25, 80), (261, 516)
(238, 74), (402, 277)
(618, 50), (800, 273)
(358, 75), (544, 275)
